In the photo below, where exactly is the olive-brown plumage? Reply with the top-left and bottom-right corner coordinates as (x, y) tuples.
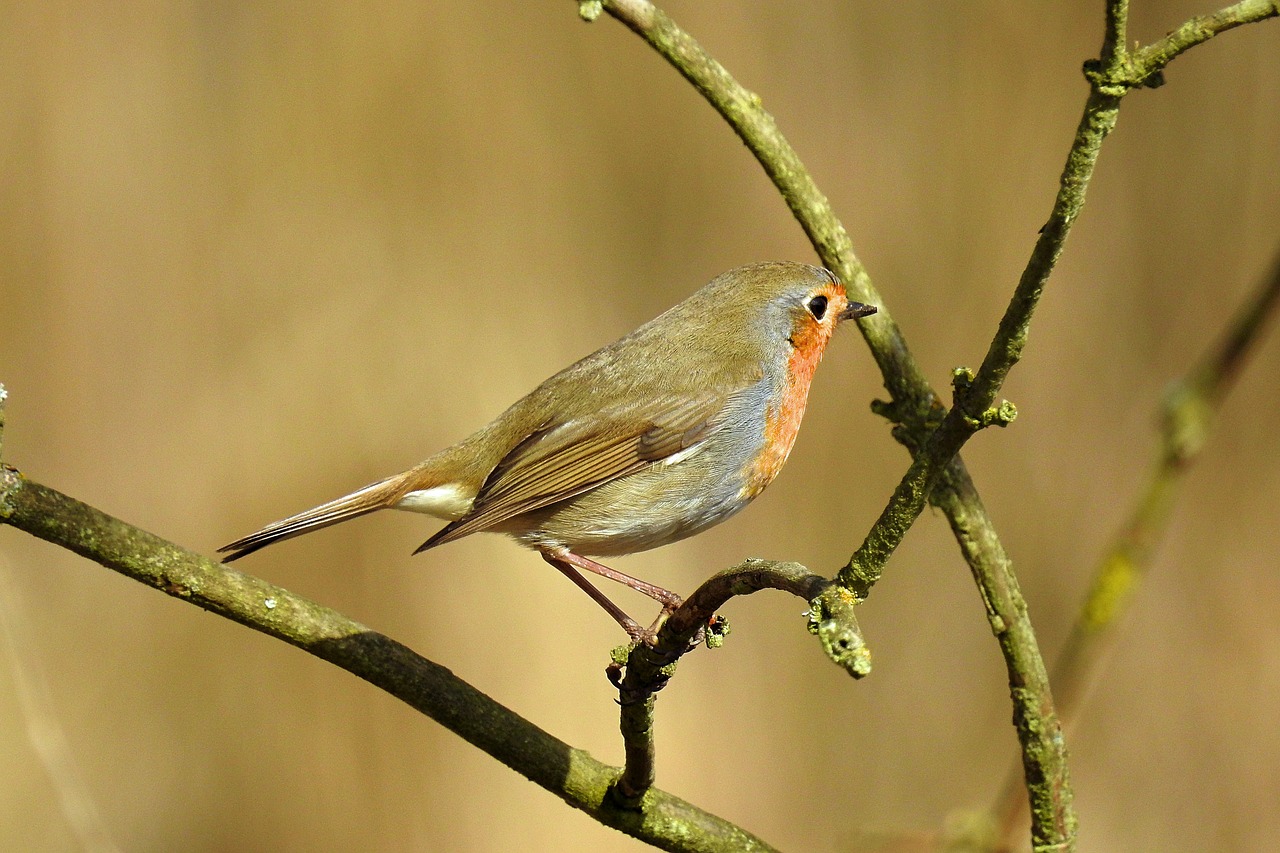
(220, 262), (875, 636)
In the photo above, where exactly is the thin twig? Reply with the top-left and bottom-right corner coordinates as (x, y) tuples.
(828, 40), (1128, 851)
(1131, 0), (1279, 82)
(613, 561), (867, 800)
(1102, 0), (1131, 72)
(848, 0), (1275, 602)
(0, 471), (780, 853)
(993, 245), (1280, 846)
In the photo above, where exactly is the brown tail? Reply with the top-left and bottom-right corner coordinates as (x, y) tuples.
(219, 474), (407, 562)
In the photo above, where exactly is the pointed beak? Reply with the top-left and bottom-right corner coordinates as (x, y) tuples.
(839, 301), (877, 321)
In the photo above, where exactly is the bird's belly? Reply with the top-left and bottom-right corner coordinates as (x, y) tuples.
(502, 456), (755, 557)
(497, 374), (786, 557)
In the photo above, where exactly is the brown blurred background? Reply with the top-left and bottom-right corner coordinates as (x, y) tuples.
(1, 2), (1278, 851)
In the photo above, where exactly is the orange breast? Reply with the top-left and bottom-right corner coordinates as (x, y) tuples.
(738, 319), (831, 500)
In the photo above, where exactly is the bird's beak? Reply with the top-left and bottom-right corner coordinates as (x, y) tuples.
(839, 301), (877, 321)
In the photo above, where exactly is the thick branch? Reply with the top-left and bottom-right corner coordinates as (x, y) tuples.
(0, 470), (779, 853)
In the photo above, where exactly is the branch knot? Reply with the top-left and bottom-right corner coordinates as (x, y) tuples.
(807, 585), (872, 678)
(951, 368), (1017, 430)
(1082, 57), (1167, 97)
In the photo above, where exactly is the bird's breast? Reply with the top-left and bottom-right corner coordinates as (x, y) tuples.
(737, 343), (821, 501)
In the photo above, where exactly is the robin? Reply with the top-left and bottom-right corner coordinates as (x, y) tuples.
(221, 262), (876, 639)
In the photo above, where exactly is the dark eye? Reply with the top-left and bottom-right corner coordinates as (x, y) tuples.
(806, 295), (828, 320)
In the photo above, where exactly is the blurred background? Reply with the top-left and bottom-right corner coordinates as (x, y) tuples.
(1, 2), (1278, 850)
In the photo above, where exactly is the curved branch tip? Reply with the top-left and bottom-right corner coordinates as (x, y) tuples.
(808, 585), (872, 678)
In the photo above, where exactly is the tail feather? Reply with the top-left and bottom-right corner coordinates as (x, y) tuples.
(219, 475), (406, 562)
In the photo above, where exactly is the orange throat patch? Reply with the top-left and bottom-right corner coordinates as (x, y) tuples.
(739, 319), (832, 500)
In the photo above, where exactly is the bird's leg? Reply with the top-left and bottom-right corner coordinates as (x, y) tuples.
(542, 553), (648, 641)
(546, 548), (683, 609)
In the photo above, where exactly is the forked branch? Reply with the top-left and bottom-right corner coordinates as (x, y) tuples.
(586, 1), (1276, 850)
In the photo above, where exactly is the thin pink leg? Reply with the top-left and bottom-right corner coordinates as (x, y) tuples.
(542, 553), (648, 641)
(548, 548), (683, 608)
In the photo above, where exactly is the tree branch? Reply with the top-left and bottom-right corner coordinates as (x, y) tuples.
(588, 0), (923, 406)
(993, 243), (1280, 846)
(5, 0), (1271, 848)
(613, 560), (869, 800)
(1130, 0), (1279, 84)
(584, 1), (1275, 849)
(1102, 0), (1131, 72)
(0, 469), (780, 853)
(586, 1), (1076, 847)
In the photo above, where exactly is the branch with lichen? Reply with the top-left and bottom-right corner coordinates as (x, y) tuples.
(1, 1), (1273, 850)
(0, 452), (781, 853)
(1110, 0), (1280, 91)
(0, 414), (860, 849)
(582, 0), (1074, 847)
(992, 244), (1280, 846)
(612, 560), (869, 801)
(585, 0), (1275, 849)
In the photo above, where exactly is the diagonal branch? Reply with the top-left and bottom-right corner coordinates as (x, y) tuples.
(1131, 0), (1279, 82)
(0, 467), (780, 853)
(993, 244), (1280, 845)
(586, 1), (1076, 847)
(586, 0), (925, 408)
(584, 1), (1275, 849)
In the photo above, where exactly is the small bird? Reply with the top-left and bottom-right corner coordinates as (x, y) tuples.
(221, 262), (875, 638)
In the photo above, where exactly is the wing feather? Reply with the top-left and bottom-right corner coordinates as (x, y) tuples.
(415, 391), (729, 552)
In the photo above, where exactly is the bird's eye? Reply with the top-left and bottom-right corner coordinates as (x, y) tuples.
(806, 295), (828, 320)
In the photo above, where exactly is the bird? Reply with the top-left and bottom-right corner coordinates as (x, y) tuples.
(220, 262), (876, 639)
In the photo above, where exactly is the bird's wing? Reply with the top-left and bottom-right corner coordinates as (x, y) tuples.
(414, 390), (729, 552)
